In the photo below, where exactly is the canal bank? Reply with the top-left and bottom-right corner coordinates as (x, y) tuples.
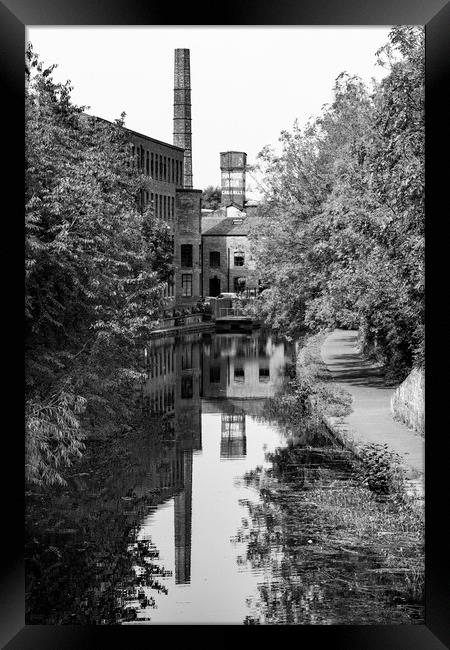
(148, 320), (215, 340)
(318, 329), (424, 500)
(26, 328), (424, 625)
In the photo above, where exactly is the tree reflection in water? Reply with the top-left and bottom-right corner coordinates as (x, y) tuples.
(26, 420), (174, 624)
(234, 421), (424, 625)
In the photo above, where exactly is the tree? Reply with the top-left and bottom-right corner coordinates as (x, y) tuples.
(202, 185), (222, 210)
(25, 44), (172, 485)
(250, 26), (424, 378)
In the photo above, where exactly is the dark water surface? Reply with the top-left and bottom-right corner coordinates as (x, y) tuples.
(26, 329), (424, 625)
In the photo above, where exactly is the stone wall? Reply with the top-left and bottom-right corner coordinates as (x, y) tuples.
(390, 367), (425, 435)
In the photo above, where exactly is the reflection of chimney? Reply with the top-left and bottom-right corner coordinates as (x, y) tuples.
(174, 450), (193, 584)
(220, 151), (247, 208)
(173, 49), (193, 188)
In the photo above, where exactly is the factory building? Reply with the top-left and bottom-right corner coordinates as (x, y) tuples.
(123, 48), (202, 311)
(91, 47), (258, 308)
(201, 151), (259, 297)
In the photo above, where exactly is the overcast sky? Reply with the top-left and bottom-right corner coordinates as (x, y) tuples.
(27, 26), (391, 193)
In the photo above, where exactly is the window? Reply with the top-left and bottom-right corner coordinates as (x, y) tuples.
(182, 274), (192, 296)
(181, 244), (193, 267)
(234, 277), (246, 293)
(259, 367), (270, 382)
(210, 366), (221, 383)
(234, 252), (245, 267)
(181, 344), (193, 370)
(210, 251), (220, 268)
(181, 376), (193, 399)
(159, 155), (163, 180)
(234, 366), (245, 383)
(146, 151), (149, 175)
(151, 152), (154, 177)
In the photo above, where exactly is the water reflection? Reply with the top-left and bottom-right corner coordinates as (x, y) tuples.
(221, 413), (246, 459)
(134, 329), (295, 623)
(26, 328), (423, 624)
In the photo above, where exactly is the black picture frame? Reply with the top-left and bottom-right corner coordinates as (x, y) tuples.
(3, 0), (449, 646)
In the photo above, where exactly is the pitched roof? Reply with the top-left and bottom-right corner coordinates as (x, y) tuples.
(202, 215), (259, 236)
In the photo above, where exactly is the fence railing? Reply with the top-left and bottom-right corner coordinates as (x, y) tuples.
(219, 307), (246, 318)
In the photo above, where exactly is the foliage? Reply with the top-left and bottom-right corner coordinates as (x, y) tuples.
(25, 425), (175, 624)
(25, 44), (173, 485)
(250, 27), (424, 378)
(356, 442), (406, 497)
(236, 448), (424, 624)
(202, 185), (222, 210)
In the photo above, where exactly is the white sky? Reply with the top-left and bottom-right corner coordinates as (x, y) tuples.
(27, 26), (391, 193)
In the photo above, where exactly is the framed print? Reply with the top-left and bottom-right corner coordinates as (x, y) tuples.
(2, 0), (449, 646)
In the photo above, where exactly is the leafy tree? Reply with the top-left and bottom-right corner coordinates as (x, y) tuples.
(250, 27), (424, 378)
(25, 44), (172, 485)
(202, 185), (222, 210)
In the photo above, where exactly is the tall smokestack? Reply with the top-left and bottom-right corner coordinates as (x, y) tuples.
(173, 49), (193, 188)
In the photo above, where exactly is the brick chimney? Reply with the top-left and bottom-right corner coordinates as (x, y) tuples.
(173, 49), (193, 188)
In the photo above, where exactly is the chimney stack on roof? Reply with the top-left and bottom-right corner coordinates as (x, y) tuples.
(173, 49), (193, 188)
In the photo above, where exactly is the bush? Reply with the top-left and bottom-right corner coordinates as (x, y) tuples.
(356, 443), (406, 496)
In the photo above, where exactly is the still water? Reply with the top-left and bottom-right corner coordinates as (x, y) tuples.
(132, 330), (296, 623)
(26, 329), (424, 625)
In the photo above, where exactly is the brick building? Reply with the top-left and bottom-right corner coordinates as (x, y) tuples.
(201, 151), (259, 297)
(126, 48), (202, 310)
(92, 50), (257, 309)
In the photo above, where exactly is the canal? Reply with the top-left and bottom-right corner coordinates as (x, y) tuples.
(25, 329), (424, 625)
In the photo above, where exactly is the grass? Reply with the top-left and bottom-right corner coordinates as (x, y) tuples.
(237, 333), (425, 623)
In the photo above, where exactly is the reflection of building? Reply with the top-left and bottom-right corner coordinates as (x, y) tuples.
(220, 413), (246, 459)
(174, 451), (192, 583)
(141, 332), (203, 584)
(140, 329), (294, 585)
(202, 331), (288, 401)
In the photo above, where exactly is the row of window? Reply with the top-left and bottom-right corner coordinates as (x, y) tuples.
(180, 248), (245, 269)
(132, 144), (183, 185)
(142, 192), (175, 222)
(147, 385), (175, 415)
(146, 346), (175, 379)
(209, 251), (244, 267)
(146, 343), (196, 377)
(209, 365), (270, 384)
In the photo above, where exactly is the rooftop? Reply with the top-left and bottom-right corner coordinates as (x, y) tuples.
(202, 214), (259, 236)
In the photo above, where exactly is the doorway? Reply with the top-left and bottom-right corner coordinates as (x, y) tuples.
(209, 276), (221, 297)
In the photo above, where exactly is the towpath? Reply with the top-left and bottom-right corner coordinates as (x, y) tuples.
(320, 329), (424, 496)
